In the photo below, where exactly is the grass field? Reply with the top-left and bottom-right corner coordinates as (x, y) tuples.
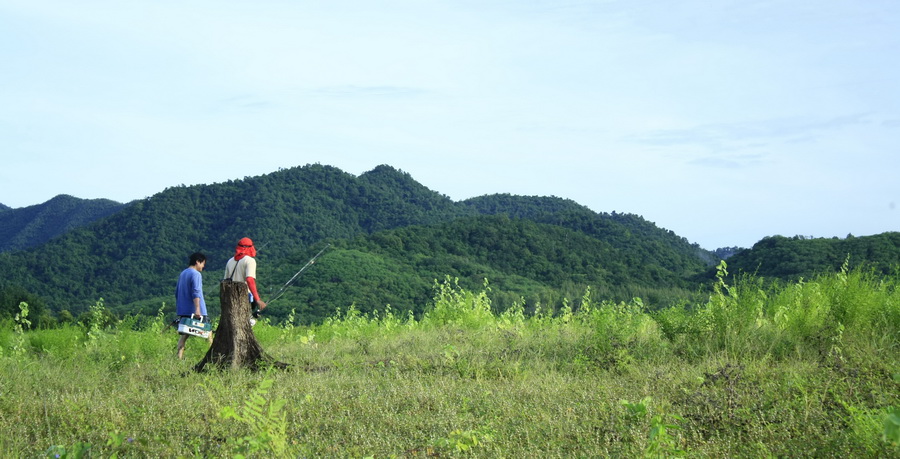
(1, 266), (899, 457)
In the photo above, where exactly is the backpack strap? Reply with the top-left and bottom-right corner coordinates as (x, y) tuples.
(225, 257), (242, 282)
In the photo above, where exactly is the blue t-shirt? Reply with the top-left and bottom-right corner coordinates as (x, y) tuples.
(175, 267), (207, 316)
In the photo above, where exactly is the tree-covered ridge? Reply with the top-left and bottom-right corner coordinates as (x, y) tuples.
(713, 246), (745, 260)
(463, 194), (718, 272)
(0, 203), (10, 212)
(0, 164), (473, 313)
(721, 233), (900, 279)
(0, 164), (720, 321)
(5, 163), (900, 327)
(357, 165), (473, 231)
(0, 194), (126, 253)
(258, 214), (710, 324)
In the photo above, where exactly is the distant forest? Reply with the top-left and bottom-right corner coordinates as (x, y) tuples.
(723, 233), (900, 279)
(0, 194), (125, 253)
(1, 164), (897, 326)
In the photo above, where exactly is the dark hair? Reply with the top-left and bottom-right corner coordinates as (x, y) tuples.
(189, 252), (207, 266)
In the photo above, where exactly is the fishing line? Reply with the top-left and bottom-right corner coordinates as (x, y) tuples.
(267, 243), (331, 305)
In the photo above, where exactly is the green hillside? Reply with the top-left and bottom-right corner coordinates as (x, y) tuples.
(717, 233), (900, 279)
(463, 194), (717, 274)
(0, 164), (717, 323)
(260, 214), (710, 324)
(0, 165), (470, 315)
(0, 194), (126, 253)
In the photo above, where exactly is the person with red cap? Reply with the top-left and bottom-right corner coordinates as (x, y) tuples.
(223, 237), (267, 315)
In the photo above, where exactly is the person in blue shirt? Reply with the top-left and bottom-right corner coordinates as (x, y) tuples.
(175, 252), (208, 359)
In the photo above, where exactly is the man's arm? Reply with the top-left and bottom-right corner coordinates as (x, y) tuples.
(191, 271), (203, 316)
(246, 277), (267, 309)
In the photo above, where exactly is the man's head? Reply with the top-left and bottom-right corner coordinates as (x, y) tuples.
(235, 237), (257, 258)
(189, 252), (207, 271)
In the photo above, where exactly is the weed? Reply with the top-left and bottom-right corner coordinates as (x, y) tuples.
(433, 426), (495, 453)
(646, 412), (685, 458)
(423, 277), (494, 329)
(44, 441), (92, 458)
(84, 298), (107, 345)
(215, 373), (292, 458)
(622, 397), (652, 419)
(11, 302), (31, 356)
(621, 397), (685, 457)
(2, 268), (898, 456)
(885, 407), (900, 448)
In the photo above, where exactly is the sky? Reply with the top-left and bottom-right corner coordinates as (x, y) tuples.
(1, 0), (898, 250)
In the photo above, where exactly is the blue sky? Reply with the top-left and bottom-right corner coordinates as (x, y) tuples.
(1, 0), (898, 249)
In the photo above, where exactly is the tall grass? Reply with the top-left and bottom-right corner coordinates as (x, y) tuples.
(1, 267), (898, 457)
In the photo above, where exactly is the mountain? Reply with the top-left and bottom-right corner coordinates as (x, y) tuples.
(0, 164), (716, 321)
(0, 165), (475, 315)
(0, 203), (10, 212)
(462, 194), (718, 273)
(356, 164), (471, 231)
(715, 233), (900, 279)
(713, 247), (745, 260)
(0, 195), (127, 253)
(728, 232), (900, 280)
(265, 213), (711, 324)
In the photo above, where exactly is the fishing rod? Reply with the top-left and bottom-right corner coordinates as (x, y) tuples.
(267, 243), (331, 305)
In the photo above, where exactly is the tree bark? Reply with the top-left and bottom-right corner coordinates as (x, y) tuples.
(193, 280), (288, 372)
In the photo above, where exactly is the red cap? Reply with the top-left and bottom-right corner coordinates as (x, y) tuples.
(235, 237), (256, 259)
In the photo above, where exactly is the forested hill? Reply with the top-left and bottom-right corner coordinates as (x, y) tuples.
(718, 233), (900, 279)
(0, 203), (10, 212)
(263, 214), (712, 324)
(462, 194), (717, 273)
(0, 163), (715, 319)
(0, 195), (126, 253)
(0, 165), (468, 313)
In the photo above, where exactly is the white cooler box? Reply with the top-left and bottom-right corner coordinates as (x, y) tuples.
(178, 316), (212, 339)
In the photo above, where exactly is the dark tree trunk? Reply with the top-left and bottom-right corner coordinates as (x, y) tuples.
(193, 281), (289, 372)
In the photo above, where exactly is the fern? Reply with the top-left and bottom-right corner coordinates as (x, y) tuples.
(219, 374), (290, 458)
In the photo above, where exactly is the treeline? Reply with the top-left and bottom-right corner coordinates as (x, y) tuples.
(2, 163), (897, 328)
(721, 233), (900, 279)
(260, 214), (710, 324)
(0, 195), (126, 253)
(0, 165), (467, 314)
(0, 164), (714, 324)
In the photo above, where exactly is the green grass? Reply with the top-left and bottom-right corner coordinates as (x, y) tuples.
(1, 267), (899, 457)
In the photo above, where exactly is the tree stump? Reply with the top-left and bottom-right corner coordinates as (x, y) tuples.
(193, 280), (289, 372)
